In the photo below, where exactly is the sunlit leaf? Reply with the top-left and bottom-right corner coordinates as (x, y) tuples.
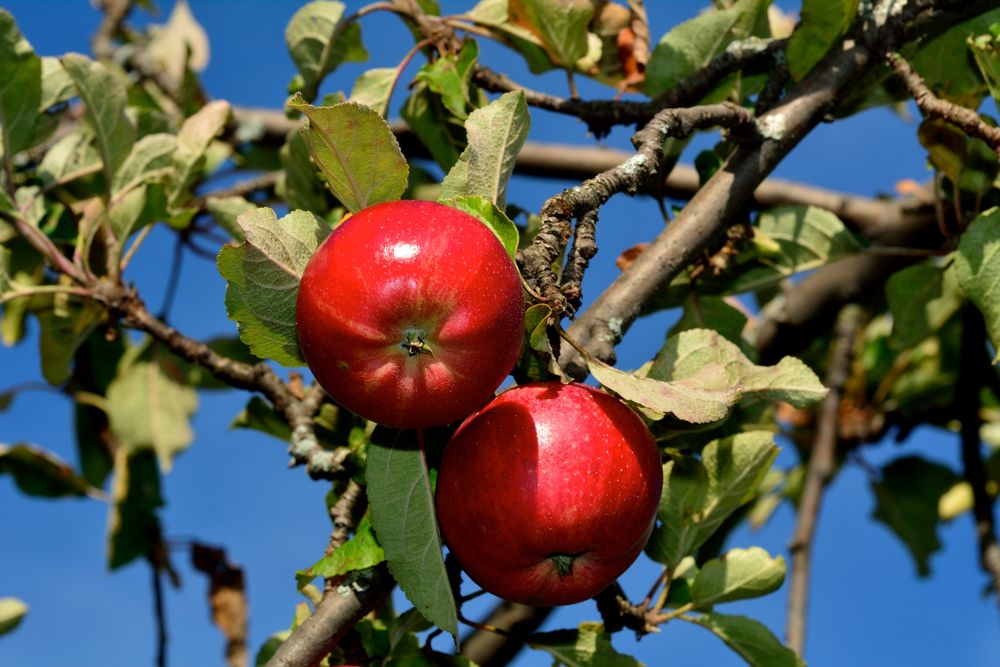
(106, 338), (199, 472)
(60, 53), (136, 186)
(0, 597), (27, 636)
(413, 40), (479, 120)
(786, 0), (859, 80)
(0, 9), (41, 157)
(644, 0), (769, 98)
(217, 207), (331, 366)
(509, 0), (595, 69)
(350, 67), (396, 117)
(912, 8), (1000, 107)
(438, 194), (519, 259)
(647, 432), (778, 569)
(169, 100), (231, 207)
(440, 91), (529, 209)
(285, 1), (368, 102)
(296, 514), (385, 589)
(886, 260), (963, 350)
(684, 612), (805, 667)
(588, 329), (825, 424)
(287, 96), (408, 213)
(400, 82), (466, 172)
(690, 547), (786, 606)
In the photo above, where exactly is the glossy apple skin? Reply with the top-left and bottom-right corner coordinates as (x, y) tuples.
(435, 381), (663, 606)
(296, 200), (524, 429)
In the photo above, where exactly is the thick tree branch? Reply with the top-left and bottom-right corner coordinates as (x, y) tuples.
(957, 307), (1000, 608)
(264, 564), (393, 667)
(559, 0), (982, 378)
(518, 102), (760, 315)
(890, 53), (1000, 156)
(460, 601), (553, 667)
(786, 306), (862, 654)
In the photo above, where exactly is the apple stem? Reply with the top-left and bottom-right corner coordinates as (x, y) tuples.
(549, 554), (578, 578)
(400, 330), (434, 357)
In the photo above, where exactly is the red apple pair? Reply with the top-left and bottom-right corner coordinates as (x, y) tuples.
(296, 200), (662, 606)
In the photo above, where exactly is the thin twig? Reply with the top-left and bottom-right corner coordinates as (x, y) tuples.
(786, 306), (863, 654)
(957, 306), (1000, 609)
(159, 234), (184, 321)
(149, 555), (168, 667)
(889, 52), (1000, 157)
(558, 0), (987, 378)
(472, 38), (784, 137)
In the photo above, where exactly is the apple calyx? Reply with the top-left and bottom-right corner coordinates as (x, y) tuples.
(400, 329), (434, 357)
(549, 553), (581, 578)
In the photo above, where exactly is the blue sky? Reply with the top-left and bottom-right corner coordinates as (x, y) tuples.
(1, 2), (998, 666)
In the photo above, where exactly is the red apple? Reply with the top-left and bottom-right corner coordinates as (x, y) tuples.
(296, 200), (524, 429)
(435, 381), (663, 606)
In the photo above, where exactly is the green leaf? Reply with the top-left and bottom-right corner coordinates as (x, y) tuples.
(111, 133), (177, 197)
(217, 207), (330, 366)
(366, 428), (458, 640)
(666, 295), (750, 352)
(955, 208), (1000, 359)
(39, 56), (73, 112)
(37, 299), (106, 385)
(871, 455), (958, 577)
(529, 622), (645, 667)
(644, 0), (770, 98)
(106, 338), (199, 472)
(886, 260), (963, 350)
(204, 196), (256, 241)
(285, 1), (368, 102)
(786, 0), (860, 80)
(350, 67), (396, 117)
(440, 91), (529, 209)
(231, 396), (292, 442)
(400, 82), (466, 172)
(0, 597), (27, 636)
(438, 194), (519, 259)
(912, 8), (1000, 107)
(279, 127), (329, 214)
(168, 100), (231, 207)
(60, 53), (136, 186)
(969, 31), (1000, 107)
(647, 432), (778, 569)
(684, 613), (805, 667)
(36, 126), (100, 187)
(651, 206), (862, 310)
(413, 40), (479, 120)
(690, 547), (786, 607)
(0, 9), (41, 157)
(296, 514), (385, 589)
(0, 442), (95, 498)
(512, 0), (595, 69)
(72, 329), (125, 488)
(107, 448), (163, 569)
(145, 0), (209, 90)
(588, 329), (826, 424)
(287, 96), (408, 213)
(1, 238), (43, 346)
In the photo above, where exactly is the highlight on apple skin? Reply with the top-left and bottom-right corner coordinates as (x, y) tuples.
(296, 200), (525, 429)
(435, 381), (664, 607)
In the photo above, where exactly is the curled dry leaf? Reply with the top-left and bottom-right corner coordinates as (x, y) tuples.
(192, 543), (248, 667)
(616, 242), (649, 271)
